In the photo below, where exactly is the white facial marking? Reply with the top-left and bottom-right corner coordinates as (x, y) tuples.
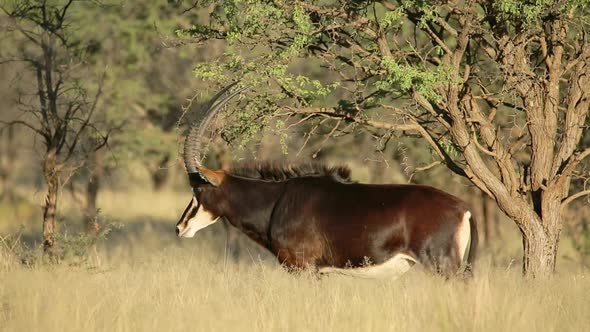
(178, 197), (220, 238)
(319, 253), (417, 279)
(456, 211), (472, 264)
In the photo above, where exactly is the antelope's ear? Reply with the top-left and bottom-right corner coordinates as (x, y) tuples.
(197, 167), (225, 187)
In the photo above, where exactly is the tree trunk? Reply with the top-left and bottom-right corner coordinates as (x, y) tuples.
(85, 151), (103, 235)
(42, 149), (59, 252)
(519, 194), (562, 278)
(469, 188), (491, 247)
(521, 225), (559, 277)
(481, 194), (491, 246)
(0, 126), (16, 203)
(492, 201), (502, 241)
(494, 188), (563, 277)
(151, 155), (170, 191)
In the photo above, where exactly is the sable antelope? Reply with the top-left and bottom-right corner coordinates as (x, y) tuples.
(176, 83), (478, 278)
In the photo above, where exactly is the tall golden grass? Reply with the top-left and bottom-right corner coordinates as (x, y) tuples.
(1, 249), (589, 332)
(1, 188), (589, 332)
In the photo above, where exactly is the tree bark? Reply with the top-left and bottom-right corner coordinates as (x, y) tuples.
(517, 187), (563, 277)
(85, 151), (103, 235)
(521, 223), (560, 277)
(42, 148), (59, 252)
(490, 186), (563, 278)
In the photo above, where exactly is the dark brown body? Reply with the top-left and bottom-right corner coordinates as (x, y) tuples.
(190, 167), (478, 276)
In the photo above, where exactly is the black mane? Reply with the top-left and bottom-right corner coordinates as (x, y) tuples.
(227, 161), (351, 182)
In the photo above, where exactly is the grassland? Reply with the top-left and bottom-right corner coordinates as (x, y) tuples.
(1, 188), (589, 332)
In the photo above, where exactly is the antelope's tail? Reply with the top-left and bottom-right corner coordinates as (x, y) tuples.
(465, 214), (479, 277)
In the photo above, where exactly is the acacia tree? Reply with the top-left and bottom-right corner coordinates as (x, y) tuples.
(176, 0), (590, 277)
(0, 1), (108, 251)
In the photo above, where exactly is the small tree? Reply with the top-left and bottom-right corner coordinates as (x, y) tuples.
(177, 0), (590, 277)
(0, 1), (107, 252)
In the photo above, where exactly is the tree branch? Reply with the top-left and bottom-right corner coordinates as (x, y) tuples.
(407, 161), (442, 183)
(561, 190), (590, 211)
(289, 107), (418, 132)
(556, 147), (590, 182)
(0, 120), (46, 138)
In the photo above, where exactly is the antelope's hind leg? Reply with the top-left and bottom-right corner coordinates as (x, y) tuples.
(422, 211), (473, 278)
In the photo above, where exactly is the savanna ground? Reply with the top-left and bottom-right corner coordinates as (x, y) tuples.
(1, 184), (589, 332)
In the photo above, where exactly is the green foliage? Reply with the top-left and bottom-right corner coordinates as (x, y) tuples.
(0, 216), (122, 270)
(402, 1), (438, 29)
(281, 75), (340, 101)
(219, 93), (276, 150)
(376, 57), (454, 103)
(241, 2), (284, 38)
(439, 138), (460, 160)
(380, 6), (405, 29)
(493, 0), (590, 25)
(292, 5), (312, 33)
(176, 24), (225, 40)
(194, 61), (227, 81)
(53, 220), (123, 267)
(171, 0), (474, 153)
(273, 119), (290, 154)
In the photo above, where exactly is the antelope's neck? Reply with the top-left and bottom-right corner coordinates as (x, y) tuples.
(221, 176), (285, 248)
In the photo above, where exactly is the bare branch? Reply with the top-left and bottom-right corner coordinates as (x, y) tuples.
(296, 118), (327, 157)
(64, 76), (105, 162)
(470, 132), (497, 157)
(312, 119), (342, 158)
(412, 91), (451, 130)
(288, 107), (419, 132)
(552, 56), (590, 177)
(0, 120), (46, 137)
(407, 161), (442, 183)
(423, 22), (453, 56)
(561, 190), (590, 211)
(556, 147), (590, 183)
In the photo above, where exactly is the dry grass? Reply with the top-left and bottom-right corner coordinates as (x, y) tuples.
(0, 236), (20, 272)
(1, 188), (589, 332)
(1, 247), (589, 332)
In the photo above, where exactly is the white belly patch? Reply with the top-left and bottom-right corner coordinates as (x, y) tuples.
(318, 253), (417, 279)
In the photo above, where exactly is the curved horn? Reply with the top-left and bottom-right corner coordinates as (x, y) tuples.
(183, 82), (246, 174)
